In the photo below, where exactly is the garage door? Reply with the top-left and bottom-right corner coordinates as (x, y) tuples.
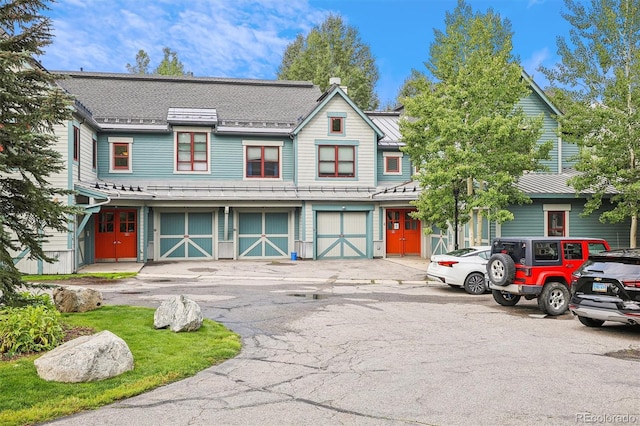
(159, 212), (214, 259)
(316, 211), (368, 259)
(238, 212), (289, 259)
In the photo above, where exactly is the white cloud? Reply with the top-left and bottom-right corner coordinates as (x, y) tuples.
(522, 47), (552, 86)
(527, 0), (546, 8)
(40, 0), (327, 78)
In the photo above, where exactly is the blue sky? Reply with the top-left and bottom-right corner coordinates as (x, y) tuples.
(39, 0), (569, 107)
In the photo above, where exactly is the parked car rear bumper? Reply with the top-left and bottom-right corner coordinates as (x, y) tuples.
(427, 274), (452, 285)
(570, 294), (640, 325)
(488, 283), (542, 295)
(569, 305), (640, 325)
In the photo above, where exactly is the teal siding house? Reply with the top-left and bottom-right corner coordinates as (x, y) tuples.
(9, 70), (633, 274)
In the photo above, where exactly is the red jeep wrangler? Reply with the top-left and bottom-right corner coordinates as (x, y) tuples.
(486, 237), (610, 315)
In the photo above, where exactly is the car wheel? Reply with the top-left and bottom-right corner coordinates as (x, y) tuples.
(463, 272), (487, 295)
(537, 282), (570, 315)
(577, 316), (605, 327)
(486, 253), (515, 286)
(492, 289), (521, 306)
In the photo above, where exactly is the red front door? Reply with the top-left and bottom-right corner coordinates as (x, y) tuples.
(95, 209), (137, 261)
(386, 209), (421, 256)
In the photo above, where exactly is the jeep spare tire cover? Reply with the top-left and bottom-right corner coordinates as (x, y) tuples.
(487, 253), (516, 286)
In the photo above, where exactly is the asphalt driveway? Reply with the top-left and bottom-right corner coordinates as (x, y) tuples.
(45, 259), (640, 425)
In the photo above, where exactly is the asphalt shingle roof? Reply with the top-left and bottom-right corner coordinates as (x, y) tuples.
(56, 72), (323, 130)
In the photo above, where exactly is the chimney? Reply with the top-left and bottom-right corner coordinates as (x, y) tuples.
(329, 77), (347, 94)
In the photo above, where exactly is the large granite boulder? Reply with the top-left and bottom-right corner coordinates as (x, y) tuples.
(34, 330), (134, 383)
(153, 295), (203, 332)
(53, 286), (103, 313)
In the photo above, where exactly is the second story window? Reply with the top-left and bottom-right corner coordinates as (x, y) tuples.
(246, 146), (280, 178)
(108, 137), (133, 173)
(113, 143), (129, 170)
(318, 145), (354, 178)
(73, 125), (79, 162)
(384, 152), (403, 175)
(177, 132), (208, 172)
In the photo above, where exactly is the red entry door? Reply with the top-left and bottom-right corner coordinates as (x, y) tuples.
(386, 209), (421, 256)
(95, 209), (137, 261)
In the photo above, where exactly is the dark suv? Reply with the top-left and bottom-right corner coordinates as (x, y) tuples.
(486, 237), (610, 315)
(569, 249), (640, 327)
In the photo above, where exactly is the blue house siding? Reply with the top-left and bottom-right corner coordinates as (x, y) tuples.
(376, 149), (413, 183)
(561, 140), (579, 170)
(498, 199), (634, 248)
(519, 92), (560, 173)
(98, 133), (294, 181)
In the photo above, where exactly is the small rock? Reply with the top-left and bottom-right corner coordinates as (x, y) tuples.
(154, 295), (203, 332)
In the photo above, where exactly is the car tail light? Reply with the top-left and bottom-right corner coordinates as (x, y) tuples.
(622, 280), (640, 288)
(522, 267), (531, 277)
(438, 260), (459, 267)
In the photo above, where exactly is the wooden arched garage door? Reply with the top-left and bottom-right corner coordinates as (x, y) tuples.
(316, 210), (369, 259)
(238, 211), (289, 259)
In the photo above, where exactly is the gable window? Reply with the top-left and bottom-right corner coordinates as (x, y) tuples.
(544, 204), (571, 237)
(330, 117), (343, 133)
(176, 131), (208, 172)
(327, 112), (346, 136)
(318, 145), (355, 178)
(73, 125), (80, 162)
(108, 137), (133, 173)
(383, 152), (403, 175)
(244, 142), (282, 179)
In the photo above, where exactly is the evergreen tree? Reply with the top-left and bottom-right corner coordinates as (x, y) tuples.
(401, 0), (550, 245)
(540, 0), (640, 247)
(277, 14), (379, 111)
(0, 0), (77, 303)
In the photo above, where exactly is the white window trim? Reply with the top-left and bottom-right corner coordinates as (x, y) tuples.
(242, 140), (284, 181)
(543, 204), (571, 236)
(383, 152), (403, 175)
(108, 137), (133, 173)
(173, 126), (212, 174)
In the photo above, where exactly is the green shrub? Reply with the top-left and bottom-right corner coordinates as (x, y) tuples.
(9, 291), (54, 308)
(0, 304), (63, 356)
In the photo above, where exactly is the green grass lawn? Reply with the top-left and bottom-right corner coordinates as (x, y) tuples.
(23, 272), (139, 281)
(0, 305), (241, 426)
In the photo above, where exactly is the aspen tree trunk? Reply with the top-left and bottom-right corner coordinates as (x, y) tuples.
(476, 209), (484, 246)
(467, 178), (474, 247)
(631, 214), (637, 248)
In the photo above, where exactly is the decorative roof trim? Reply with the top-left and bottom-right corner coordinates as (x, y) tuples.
(522, 69), (562, 116)
(292, 85), (384, 139)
